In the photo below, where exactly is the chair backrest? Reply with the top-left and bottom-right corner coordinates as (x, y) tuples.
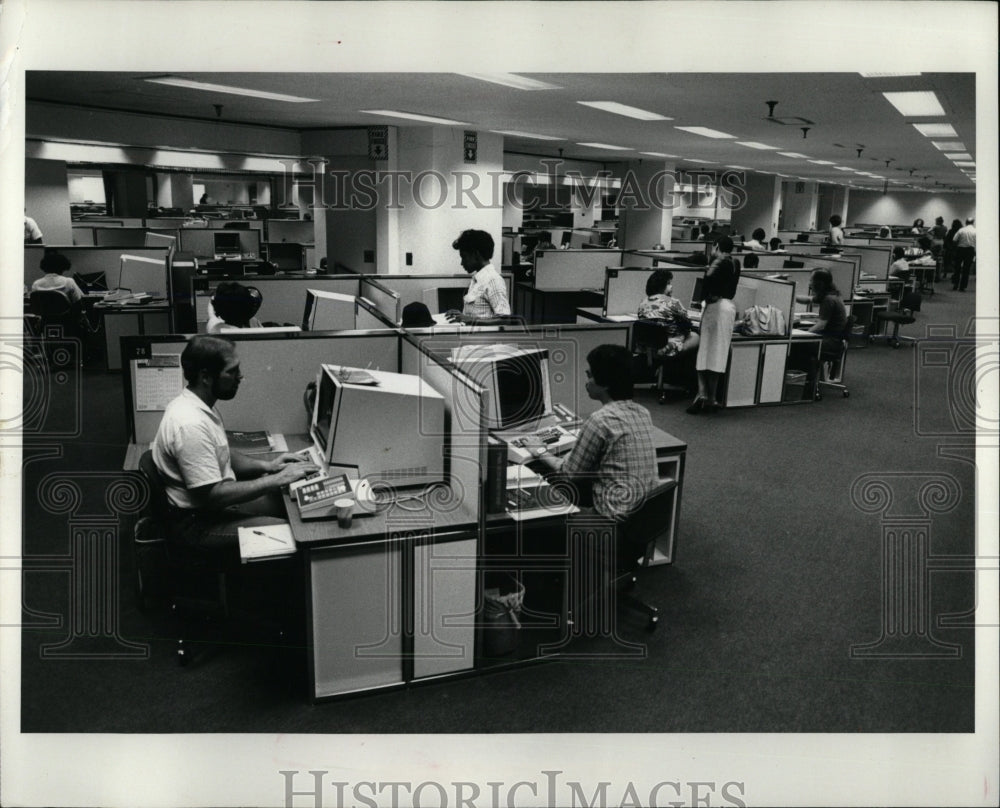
(901, 289), (922, 312)
(620, 480), (678, 561)
(631, 318), (672, 352)
(138, 450), (172, 523)
(29, 289), (74, 318)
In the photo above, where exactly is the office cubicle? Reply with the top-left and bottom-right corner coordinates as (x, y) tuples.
(532, 249), (623, 291)
(602, 264), (705, 318)
(179, 228), (261, 258)
(266, 219), (314, 245)
(24, 245), (172, 298)
(743, 253), (858, 312)
(190, 274), (362, 331)
(360, 273), (514, 325)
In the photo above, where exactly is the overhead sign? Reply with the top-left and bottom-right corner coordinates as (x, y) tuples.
(368, 126), (389, 160)
(464, 130), (477, 163)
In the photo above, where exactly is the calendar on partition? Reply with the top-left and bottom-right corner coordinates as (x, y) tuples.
(133, 354), (183, 411)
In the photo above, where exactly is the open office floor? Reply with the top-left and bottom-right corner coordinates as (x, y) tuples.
(20, 282), (976, 733)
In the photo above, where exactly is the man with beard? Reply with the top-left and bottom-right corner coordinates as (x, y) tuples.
(151, 335), (317, 562)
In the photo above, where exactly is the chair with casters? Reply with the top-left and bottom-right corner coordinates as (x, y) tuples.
(28, 289), (95, 364)
(135, 450), (233, 666)
(631, 319), (696, 404)
(874, 289), (922, 348)
(816, 315), (855, 399)
(612, 479), (679, 631)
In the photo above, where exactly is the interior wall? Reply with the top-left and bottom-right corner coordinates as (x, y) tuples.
(25, 158), (72, 244)
(847, 190), (976, 227)
(781, 180), (819, 231)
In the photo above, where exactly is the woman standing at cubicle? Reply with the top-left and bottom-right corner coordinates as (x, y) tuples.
(806, 269), (848, 357)
(688, 237), (739, 414)
(828, 215), (844, 246)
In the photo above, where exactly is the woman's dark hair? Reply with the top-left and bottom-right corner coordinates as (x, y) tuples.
(935, 217), (944, 226)
(39, 250), (71, 274)
(586, 344), (634, 400)
(752, 228), (766, 242)
(645, 269), (673, 297)
(714, 235), (734, 253)
(893, 246), (906, 260)
(810, 268), (840, 299)
(743, 253), (760, 269)
(769, 237), (783, 251)
(452, 229), (495, 259)
(829, 214), (842, 227)
(181, 335), (236, 383)
(212, 282), (261, 327)
(950, 218), (962, 231)
(913, 218), (925, 228)
(401, 301), (434, 328)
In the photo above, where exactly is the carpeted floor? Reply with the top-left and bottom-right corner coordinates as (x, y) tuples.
(19, 280), (978, 733)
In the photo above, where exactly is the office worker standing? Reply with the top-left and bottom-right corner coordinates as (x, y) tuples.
(446, 229), (511, 324)
(24, 213), (43, 244)
(151, 335), (317, 564)
(828, 214), (844, 246)
(689, 236), (740, 414)
(807, 269), (849, 359)
(952, 218), (976, 292)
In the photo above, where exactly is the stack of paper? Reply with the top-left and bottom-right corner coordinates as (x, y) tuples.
(237, 523), (296, 563)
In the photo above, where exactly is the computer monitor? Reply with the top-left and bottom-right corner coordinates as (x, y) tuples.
(422, 287), (466, 314)
(302, 289), (356, 331)
(560, 231), (573, 247)
(690, 276), (705, 307)
(117, 254), (167, 297)
(144, 232), (177, 249)
(450, 345), (552, 431)
(310, 364), (445, 488)
(783, 259), (805, 269)
(267, 242), (304, 272)
(73, 270), (108, 293)
(213, 231), (242, 256)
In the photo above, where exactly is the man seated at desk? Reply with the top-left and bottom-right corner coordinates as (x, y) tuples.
(446, 229), (512, 325)
(531, 344), (657, 521)
(151, 335), (318, 564)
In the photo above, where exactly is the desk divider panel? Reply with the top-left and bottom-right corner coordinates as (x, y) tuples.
(71, 226), (96, 245)
(123, 331), (401, 444)
(145, 217), (202, 229)
(179, 228), (261, 258)
(370, 274), (513, 317)
(742, 275), (795, 333)
(93, 228), (174, 248)
(533, 249), (623, 291)
(267, 220), (314, 245)
(192, 275), (362, 330)
(355, 297), (395, 330)
(359, 277), (402, 326)
(205, 220), (265, 233)
(412, 323), (631, 420)
(604, 265), (703, 316)
(23, 245), (170, 290)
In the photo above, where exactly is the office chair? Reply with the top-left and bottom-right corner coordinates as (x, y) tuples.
(28, 290), (95, 365)
(613, 480), (679, 631)
(874, 289), (921, 349)
(815, 315), (855, 399)
(631, 319), (697, 403)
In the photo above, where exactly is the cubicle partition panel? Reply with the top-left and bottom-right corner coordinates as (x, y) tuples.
(92, 228), (173, 248)
(266, 219), (314, 245)
(359, 277), (402, 326)
(355, 296), (396, 330)
(122, 331), (402, 444)
(71, 226), (96, 245)
(414, 323), (631, 421)
(192, 274), (362, 331)
(179, 228), (261, 258)
(368, 273), (514, 317)
(206, 220), (265, 234)
(24, 245), (171, 295)
(603, 265), (703, 317)
(532, 249), (623, 291)
(145, 217), (201, 229)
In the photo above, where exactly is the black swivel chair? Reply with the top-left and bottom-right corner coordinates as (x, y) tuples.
(815, 315), (855, 399)
(631, 319), (697, 403)
(874, 289), (922, 348)
(28, 289), (94, 364)
(612, 480), (679, 631)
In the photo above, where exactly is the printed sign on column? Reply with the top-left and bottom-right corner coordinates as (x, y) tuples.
(368, 126), (389, 160)
(464, 130), (478, 163)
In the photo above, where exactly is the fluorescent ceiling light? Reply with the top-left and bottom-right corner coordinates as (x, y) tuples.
(954, 161), (976, 167)
(834, 166), (855, 171)
(360, 109), (468, 125)
(808, 160), (836, 165)
(944, 153), (973, 161)
(883, 91), (945, 116)
(576, 142), (632, 151)
(725, 165), (750, 170)
(778, 152), (810, 159)
(913, 122), (958, 137)
(859, 72), (922, 78)
(675, 126), (735, 139)
(457, 73), (561, 91)
(492, 130), (564, 141)
(144, 76), (319, 103)
(578, 101), (671, 121)
(640, 152), (679, 158)
(737, 141), (778, 150)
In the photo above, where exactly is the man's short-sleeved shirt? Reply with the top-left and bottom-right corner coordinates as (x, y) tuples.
(24, 216), (42, 242)
(463, 263), (511, 319)
(561, 399), (657, 520)
(954, 225), (976, 250)
(152, 388), (235, 509)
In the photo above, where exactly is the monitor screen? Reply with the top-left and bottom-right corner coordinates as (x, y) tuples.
(214, 232), (242, 254)
(560, 231), (573, 247)
(268, 242), (303, 271)
(494, 351), (548, 429)
(312, 371), (336, 453)
(73, 271), (108, 292)
(690, 276), (705, 306)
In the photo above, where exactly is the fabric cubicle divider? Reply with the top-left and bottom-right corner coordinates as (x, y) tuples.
(603, 264), (703, 317)
(533, 248), (623, 291)
(412, 323), (631, 421)
(179, 228), (261, 258)
(24, 245), (170, 292)
(369, 273), (514, 316)
(359, 277), (402, 326)
(71, 226), (96, 246)
(266, 220), (314, 245)
(355, 297), (395, 330)
(94, 228), (177, 248)
(123, 331), (402, 444)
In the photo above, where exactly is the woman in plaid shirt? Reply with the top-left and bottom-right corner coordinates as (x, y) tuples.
(446, 229), (512, 325)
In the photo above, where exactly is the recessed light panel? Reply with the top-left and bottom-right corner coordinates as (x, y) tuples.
(458, 73), (562, 91)
(576, 143), (632, 151)
(913, 123), (958, 137)
(808, 160), (836, 165)
(675, 126), (735, 139)
(882, 91), (946, 116)
(931, 140), (965, 151)
(737, 141), (778, 150)
(144, 76), (319, 103)
(578, 101), (671, 121)
(944, 153), (973, 161)
(778, 152), (810, 159)
(640, 152), (679, 158)
(492, 130), (564, 141)
(361, 110), (468, 125)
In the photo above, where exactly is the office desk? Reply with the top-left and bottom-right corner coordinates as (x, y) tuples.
(514, 283), (603, 324)
(94, 301), (171, 370)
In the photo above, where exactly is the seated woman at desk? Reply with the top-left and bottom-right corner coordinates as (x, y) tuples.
(206, 282), (263, 333)
(744, 228), (768, 251)
(805, 268), (848, 358)
(30, 250), (84, 304)
(636, 269), (699, 357)
(889, 246), (911, 281)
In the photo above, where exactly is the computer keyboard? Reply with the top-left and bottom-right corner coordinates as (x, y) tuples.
(510, 427), (562, 448)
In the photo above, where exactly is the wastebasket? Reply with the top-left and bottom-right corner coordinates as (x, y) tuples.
(482, 574), (525, 657)
(783, 370), (807, 402)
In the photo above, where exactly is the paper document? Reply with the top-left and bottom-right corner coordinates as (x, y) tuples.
(134, 354), (182, 411)
(237, 522), (296, 562)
